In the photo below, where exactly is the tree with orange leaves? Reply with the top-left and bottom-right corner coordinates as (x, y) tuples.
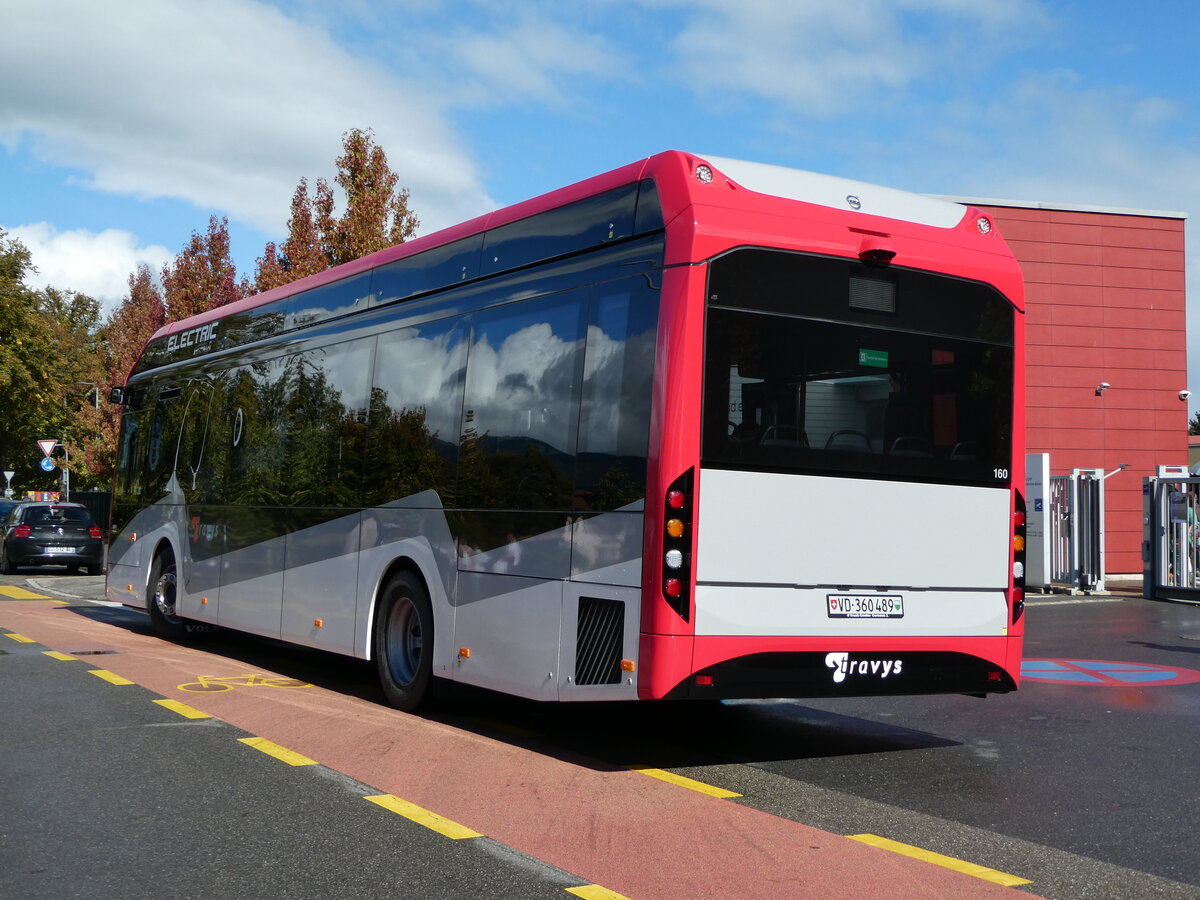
(255, 128), (418, 292)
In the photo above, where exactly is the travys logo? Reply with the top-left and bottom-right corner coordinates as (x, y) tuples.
(825, 652), (903, 684)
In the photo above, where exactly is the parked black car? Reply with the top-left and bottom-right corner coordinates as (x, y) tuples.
(0, 501), (104, 575)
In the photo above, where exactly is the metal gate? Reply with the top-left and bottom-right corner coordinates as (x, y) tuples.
(1049, 468), (1105, 593)
(1143, 467), (1199, 602)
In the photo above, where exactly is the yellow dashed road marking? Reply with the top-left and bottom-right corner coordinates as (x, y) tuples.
(4, 632), (37, 643)
(567, 885), (634, 900)
(154, 699), (212, 719)
(626, 765), (742, 798)
(89, 669), (134, 685)
(238, 736), (318, 766)
(43, 651), (77, 661)
(847, 833), (1033, 887)
(0, 586), (50, 599)
(364, 794), (482, 839)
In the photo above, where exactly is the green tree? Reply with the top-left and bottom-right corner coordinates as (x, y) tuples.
(255, 128), (419, 292)
(1189, 410), (1200, 436)
(0, 228), (106, 493)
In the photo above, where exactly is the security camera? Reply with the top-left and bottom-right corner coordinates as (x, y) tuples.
(1181, 390), (1192, 401)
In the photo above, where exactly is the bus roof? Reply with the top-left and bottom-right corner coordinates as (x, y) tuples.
(135, 151), (1010, 376)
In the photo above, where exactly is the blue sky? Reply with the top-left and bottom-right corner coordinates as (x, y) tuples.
(2, 0), (1197, 415)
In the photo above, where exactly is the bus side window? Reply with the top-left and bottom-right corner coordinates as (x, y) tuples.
(576, 278), (660, 511)
(458, 289), (586, 513)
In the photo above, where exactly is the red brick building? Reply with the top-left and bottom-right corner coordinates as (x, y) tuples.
(962, 199), (1189, 574)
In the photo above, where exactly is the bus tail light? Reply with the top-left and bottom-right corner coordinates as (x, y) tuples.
(1011, 491), (1026, 624)
(662, 469), (694, 621)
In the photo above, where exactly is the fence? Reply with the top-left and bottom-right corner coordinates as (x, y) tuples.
(1144, 467), (1199, 602)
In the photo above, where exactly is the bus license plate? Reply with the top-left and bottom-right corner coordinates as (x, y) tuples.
(827, 594), (904, 619)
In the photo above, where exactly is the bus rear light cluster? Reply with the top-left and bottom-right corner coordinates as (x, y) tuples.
(1011, 493), (1026, 624)
(662, 469), (694, 620)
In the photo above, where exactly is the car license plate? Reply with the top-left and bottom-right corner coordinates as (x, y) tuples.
(44, 545), (77, 554)
(827, 593), (904, 618)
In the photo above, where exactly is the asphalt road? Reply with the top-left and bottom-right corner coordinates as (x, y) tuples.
(2, 569), (1198, 899)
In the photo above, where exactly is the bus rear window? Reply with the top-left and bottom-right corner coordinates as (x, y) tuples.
(702, 249), (1014, 487)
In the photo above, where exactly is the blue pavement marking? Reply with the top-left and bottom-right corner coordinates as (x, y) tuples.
(1021, 658), (1200, 686)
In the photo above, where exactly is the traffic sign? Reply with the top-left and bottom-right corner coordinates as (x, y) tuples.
(37, 439), (57, 457)
(39, 457), (57, 473)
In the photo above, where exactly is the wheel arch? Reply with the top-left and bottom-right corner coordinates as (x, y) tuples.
(144, 536), (179, 610)
(365, 554), (437, 664)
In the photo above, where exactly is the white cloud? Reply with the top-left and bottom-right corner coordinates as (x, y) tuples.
(447, 14), (626, 108)
(0, 0), (494, 236)
(7, 222), (172, 314)
(650, 0), (1048, 115)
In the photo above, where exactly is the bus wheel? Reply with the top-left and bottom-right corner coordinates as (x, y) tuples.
(374, 572), (433, 712)
(147, 552), (186, 640)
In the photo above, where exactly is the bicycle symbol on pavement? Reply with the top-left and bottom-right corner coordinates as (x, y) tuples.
(177, 673), (313, 693)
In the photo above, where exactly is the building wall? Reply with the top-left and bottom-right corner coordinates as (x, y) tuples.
(977, 204), (1189, 574)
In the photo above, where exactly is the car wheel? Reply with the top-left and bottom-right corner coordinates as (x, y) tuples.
(86, 563), (102, 576)
(146, 552), (187, 640)
(373, 571), (434, 712)
(67, 564), (81, 574)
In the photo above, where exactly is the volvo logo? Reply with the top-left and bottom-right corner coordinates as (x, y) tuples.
(846, 195), (862, 210)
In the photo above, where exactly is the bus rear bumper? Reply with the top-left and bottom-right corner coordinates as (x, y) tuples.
(642, 633), (1020, 700)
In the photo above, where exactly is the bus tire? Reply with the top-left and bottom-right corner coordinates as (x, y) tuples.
(146, 551), (187, 640)
(374, 571), (433, 712)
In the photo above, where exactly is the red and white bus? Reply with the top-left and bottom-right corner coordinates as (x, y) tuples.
(107, 151), (1026, 710)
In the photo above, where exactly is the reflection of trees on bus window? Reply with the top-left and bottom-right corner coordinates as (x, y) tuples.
(175, 382), (214, 496)
(225, 359), (288, 507)
(576, 277), (659, 510)
(367, 318), (468, 507)
(281, 338), (373, 509)
(457, 290), (586, 511)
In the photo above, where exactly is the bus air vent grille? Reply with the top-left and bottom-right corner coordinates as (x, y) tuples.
(576, 596), (624, 686)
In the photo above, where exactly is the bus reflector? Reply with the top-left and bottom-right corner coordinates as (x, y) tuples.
(621, 659), (636, 672)
(1011, 492), (1027, 625)
(661, 468), (694, 620)
(695, 674), (713, 686)
(201, 597), (209, 605)
(313, 619), (323, 628)
(458, 647), (471, 658)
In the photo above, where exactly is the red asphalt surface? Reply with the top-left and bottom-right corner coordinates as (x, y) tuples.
(2, 600), (1042, 900)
